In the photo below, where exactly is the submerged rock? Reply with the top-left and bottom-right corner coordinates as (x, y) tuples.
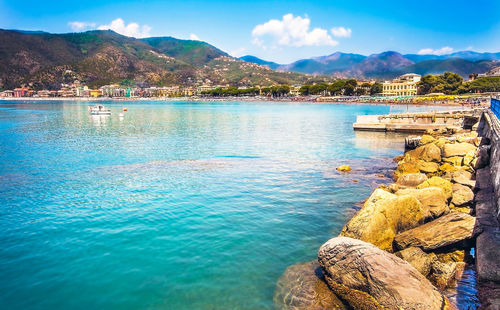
(273, 261), (348, 310)
(318, 237), (446, 309)
(394, 212), (479, 251)
(341, 190), (426, 252)
(336, 165), (352, 172)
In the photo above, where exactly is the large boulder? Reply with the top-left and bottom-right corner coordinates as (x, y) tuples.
(417, 176), (453, 200)
(396, 173), (428, 187)
(417, 160), (439, 174)
(442, 143), (476, 158)
(273, 261), (348, 310)
(405, 143), (442, 162)
(451, 183), (474, 207)
(394, 212), (479, 251)
(442, 156), (463, 166)
(394, 246), (436, 277)
(420, 135), (437, 145)
(341, 190), (426, 252)
(394, 161), (420, 179)
(318, 237), (447, 309)
(395, 187), (449, 218)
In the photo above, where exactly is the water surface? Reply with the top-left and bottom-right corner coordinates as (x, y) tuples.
(0, 101), (463, 309)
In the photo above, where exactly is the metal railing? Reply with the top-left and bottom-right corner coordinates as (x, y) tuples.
(492, 98), (500, 120)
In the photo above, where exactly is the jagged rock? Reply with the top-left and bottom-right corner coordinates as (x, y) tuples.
(420, 135), (437, 145)
(394, 212), (479, 251)
(429, 260), (458, 291)
(396, 173), (428, 187)
(442, 143), (477, 158)
(318, 237), (446, 310)
(395, 187), (449, 218)
(417, 176), (453, 199)
(451, 170), (475, 188)
(435, 137), (451, 148)
(394, 161), (420, 179)
(405, 143), (442, 162)
(451, 183), (474, 207)
(395, 247), (436, 277)
(439, 163), (458, 173)
(417, 160), (439, 173)
(341, 191), (426, 252)
(462, 150), (476, 168)
(442, 156), (463, 166)
(273, 261), (348, 310)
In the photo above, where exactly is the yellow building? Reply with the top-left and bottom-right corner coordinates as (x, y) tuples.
(382, 73), (421, 96)
(89, 89), (102, 98)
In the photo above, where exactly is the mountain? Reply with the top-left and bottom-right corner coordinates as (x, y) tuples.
(243, 50), (499, 79)
(239, 55), (281, 70)
(0, 29), (317, 90)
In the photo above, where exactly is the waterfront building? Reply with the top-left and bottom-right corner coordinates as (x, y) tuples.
(89, 89), (102, 98)
(382, 73), (421, 96)
(0, 90), (14, 97)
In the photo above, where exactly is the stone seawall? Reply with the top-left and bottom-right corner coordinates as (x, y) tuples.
(475, 109), (500, 308)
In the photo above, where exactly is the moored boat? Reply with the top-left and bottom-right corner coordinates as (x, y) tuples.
(89, 104), (111, 115)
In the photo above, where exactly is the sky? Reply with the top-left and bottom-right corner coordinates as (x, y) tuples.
(1, 0), (499, 63)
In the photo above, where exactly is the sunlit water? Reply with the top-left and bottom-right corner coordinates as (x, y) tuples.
(0, 101), (474, 309)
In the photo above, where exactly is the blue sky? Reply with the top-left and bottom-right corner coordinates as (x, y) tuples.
(1, 0), (499, 63)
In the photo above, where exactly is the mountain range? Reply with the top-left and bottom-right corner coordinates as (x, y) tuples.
(240, 51), (500, 79)
(0, 28), (499, 90)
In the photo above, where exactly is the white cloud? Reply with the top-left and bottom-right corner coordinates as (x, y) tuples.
(68, 21), (96, 32)
(417, 46), (453, 55)
(229, 47), (247, 57)
(331, 27), (352, 38)
(97, 18), (151, 38)
(251, 14), (338, 48)
(189, 33), (200, 40)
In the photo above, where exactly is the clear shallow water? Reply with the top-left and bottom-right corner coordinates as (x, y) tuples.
(0, 101), (463, 309)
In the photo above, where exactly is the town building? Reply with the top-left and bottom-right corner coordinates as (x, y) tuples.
(382, 73), (421, 96)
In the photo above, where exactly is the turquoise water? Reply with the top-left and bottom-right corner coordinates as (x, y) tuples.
(0, 101), (458, 309)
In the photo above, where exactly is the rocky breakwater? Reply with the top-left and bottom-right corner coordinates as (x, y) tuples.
(275, 130), (486, 309)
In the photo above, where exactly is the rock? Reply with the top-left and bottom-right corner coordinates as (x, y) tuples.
(451, 170), (475, 188)
(417, 176), (453, 200)
(395, 187), (449, 218)
(405, 143), (442, 162)
(318, 237), (446, 309)
(462, 150), (475, 168)
(393, 155), (404, 162)
(395, 247), (436, 277)
(420, 135), (437, 145)
(417, 160), (439, 173)
(394, 161), (420, 179)
(476, 229), (500, 283)
(273, 261), (348, 310)
(435, 137), (450, 148)
(341, 192), (426, 252)
(436, 250), (466, 264)
(451, 183), (474, 207)
(396, 172), (428, 187)
(429, 260), (458, 291)
(475, 145), (490, 170)
(388, 183), (400, 193)
(442, 156), (463, 166)
(439, 163), (458, 173)
(442, 143), (477, 158)
(336, 165), (351, 172)
(394, 212), (479, 251)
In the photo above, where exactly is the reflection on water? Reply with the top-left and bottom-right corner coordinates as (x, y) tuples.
(0, 101), (472, 309)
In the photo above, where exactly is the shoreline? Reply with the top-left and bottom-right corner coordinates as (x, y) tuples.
(0, 96), (477, 107)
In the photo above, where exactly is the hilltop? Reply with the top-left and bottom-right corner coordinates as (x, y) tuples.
(0, 29), (317, 90)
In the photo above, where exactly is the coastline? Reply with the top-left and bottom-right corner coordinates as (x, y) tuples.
(275, 126), (487, 309)
(0, 96), (473, 107)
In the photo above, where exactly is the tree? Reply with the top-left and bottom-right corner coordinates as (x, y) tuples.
(343, 79), (357, 96)
(370, 82), (383, 95)
(299, 85), (311, 96)
(328, 80), (345, 95)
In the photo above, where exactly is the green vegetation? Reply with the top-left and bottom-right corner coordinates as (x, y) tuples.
(201, 87), (260, 97)
(418, 72), (500, 94)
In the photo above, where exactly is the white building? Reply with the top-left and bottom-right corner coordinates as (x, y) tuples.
(382, 73), (421, 96)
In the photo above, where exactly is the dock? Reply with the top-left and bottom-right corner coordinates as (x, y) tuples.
(353, 109), (484, 133)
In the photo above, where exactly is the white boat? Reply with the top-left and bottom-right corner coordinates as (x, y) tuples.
(89, 104), (111, 115)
